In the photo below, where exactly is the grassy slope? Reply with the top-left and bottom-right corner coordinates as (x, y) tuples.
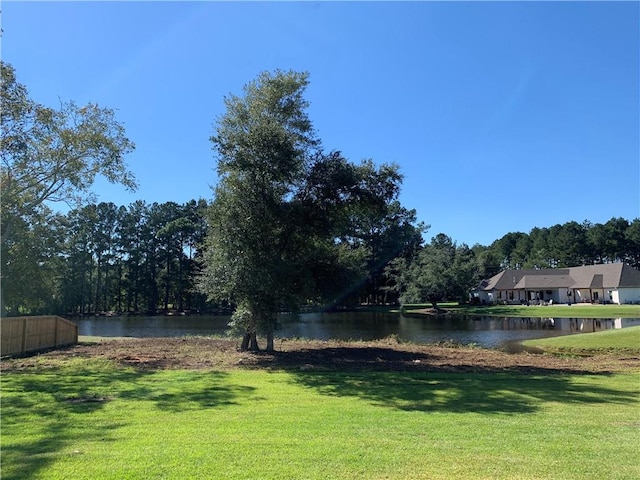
(1, 357), (639, 480)
(523, 324), (640, 353)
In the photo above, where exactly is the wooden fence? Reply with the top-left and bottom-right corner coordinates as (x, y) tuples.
(1, 316), (78, 357)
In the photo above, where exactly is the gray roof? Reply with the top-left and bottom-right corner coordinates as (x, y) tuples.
(478, 263), (640, 291)
(620, 263), (640, 287)
(568, 263), (640, 289)
(514, 272), (574, 289)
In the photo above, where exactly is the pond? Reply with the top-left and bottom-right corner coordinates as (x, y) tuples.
(74, 312), (640, 349)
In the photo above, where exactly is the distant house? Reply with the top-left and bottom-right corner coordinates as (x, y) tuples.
(474, 263), (640, 305)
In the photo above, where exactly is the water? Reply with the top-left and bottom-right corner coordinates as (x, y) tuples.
(74, 312), (640, 349)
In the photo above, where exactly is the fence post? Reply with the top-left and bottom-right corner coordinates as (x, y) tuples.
(54, 317), (60, 347)
(21, 318), (28, 354)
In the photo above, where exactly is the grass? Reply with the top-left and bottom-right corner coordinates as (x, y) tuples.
(523, 325), (640, 354)
(2, 355), (639, 479)
(402, 302), (640, 318)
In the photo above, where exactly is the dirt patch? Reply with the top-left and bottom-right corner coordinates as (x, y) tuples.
(2, 336), (639, 375)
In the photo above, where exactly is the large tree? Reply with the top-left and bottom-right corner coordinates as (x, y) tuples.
(199, 70), (320, 351)
(199, 70), (417, 351)
(396, 234), (478, 308)
(1, 62), (136, 228)
(340, 160), (425, 305)
(1, 61), (137, 315)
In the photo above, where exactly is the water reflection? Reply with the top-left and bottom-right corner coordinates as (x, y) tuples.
(74, 313), (640, 349)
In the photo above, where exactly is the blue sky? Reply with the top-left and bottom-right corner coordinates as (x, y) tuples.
(3, 1), (639, 246)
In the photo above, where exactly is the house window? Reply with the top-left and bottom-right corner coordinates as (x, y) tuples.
(593, 292), (599, 301)
(508, 291), (514, 300)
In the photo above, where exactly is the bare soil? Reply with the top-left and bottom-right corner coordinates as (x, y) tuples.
(3, 337), (639, 374)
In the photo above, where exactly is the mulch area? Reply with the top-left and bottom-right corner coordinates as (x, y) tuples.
(3, 337), (639, 374)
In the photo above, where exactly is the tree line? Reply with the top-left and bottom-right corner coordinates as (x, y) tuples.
(5, 199), (209, 316)
(2, 192), (635, 316)
(1, 187), (423, 317)
(479, 217), (640, 273)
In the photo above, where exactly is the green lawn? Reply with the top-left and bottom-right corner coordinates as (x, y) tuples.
(402, 303), (640, 318)
(523, 325), (640, 354)
(2, 357), (639, 479)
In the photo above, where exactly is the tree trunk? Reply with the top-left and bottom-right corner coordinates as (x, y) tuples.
(0, 282), (5, 317)
(164, 254), (171, 312)
(94, 258), (101, 313)
(249, 333), (259, 351)
(266, 328), (274, 352)
(240, 332), (260, 351)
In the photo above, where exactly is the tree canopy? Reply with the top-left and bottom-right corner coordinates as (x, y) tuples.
(1, 61), (136, 239)
(392, 234), (476, 308)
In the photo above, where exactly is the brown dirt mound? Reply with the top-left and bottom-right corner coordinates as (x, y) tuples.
(3, 337), (639, 374)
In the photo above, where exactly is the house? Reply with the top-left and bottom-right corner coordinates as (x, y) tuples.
(474, 263), (640, 305)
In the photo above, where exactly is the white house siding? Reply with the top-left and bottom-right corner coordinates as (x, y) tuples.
(473, 291), (492, 303)
(557, 289), (571, 304)
(561, 288), (638, 304)
(617, 287), (640, 305)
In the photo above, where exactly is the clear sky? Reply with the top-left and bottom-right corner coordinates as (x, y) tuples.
(2, 1), (639, 246)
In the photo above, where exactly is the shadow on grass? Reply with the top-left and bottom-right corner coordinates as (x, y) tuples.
(291, 370), (635, 414)
(254, 346), (636, 415)
(0, 364), (255, 480)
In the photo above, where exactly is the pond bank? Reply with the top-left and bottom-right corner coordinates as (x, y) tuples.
(4, 336), (638, 374)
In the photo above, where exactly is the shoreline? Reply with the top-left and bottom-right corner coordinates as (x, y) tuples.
(4, 335), (638, 375)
